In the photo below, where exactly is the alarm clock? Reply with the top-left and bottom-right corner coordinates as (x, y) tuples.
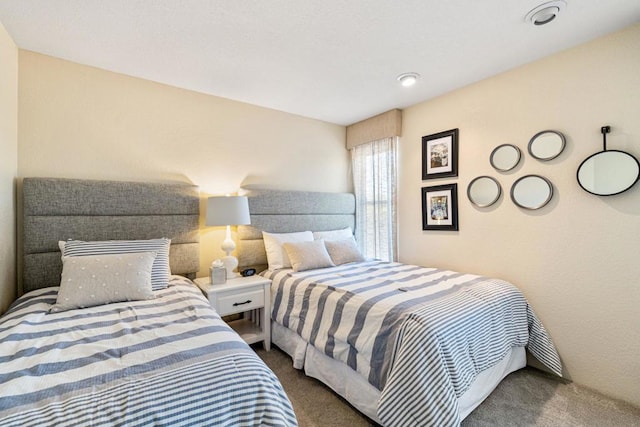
(241, 268), (256, 277)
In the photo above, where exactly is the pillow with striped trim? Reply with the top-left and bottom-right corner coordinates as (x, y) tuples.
(59, 238), (171, 290)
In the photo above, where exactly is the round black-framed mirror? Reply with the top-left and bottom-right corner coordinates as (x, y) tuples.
(577, 150), (640, 196)
(510, 175), (554, 210)
(528, 130), (566, 161)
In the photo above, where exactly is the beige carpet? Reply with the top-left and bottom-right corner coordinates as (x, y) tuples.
(256, 346), (640, 427)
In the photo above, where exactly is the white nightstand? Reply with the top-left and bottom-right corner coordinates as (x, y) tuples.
(194, 275), (271, 351)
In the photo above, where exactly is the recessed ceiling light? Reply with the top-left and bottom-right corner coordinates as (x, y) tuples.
(397, 72), (420, 87)
(525, 1), (566, 26)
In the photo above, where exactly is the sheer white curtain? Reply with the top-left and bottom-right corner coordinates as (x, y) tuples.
(351, 137), (398, 261)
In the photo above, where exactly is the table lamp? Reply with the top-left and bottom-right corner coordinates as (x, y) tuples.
(206, 195), (251, 278)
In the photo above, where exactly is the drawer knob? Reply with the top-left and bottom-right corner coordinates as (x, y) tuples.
(232, 300), (252, 307)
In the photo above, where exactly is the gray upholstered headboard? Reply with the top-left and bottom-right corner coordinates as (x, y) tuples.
(237, 189), (355, 272)
(21, 177), (200, 293)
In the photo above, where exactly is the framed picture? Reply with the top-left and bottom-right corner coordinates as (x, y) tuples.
(422, 184), (459, 231)
(422, 128), (459, 180)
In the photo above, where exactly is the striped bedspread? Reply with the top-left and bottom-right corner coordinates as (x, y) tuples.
(264, 261), (561, 427)
(0, 277), (297, 427)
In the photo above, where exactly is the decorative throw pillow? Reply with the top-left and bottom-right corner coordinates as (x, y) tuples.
(283, 240), (335, 272)
(50, 252), (156, 313)
(325, 237), (365, 265)
(262, 231), (314, 270)
(312, 227), (353, 242)
(59, 238), (171, 290)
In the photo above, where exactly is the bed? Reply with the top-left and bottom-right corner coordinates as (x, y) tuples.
(0, 178), (297, 427)
(237, 189), (562, 427)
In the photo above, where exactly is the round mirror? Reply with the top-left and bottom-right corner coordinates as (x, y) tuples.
(467, 176), (501, 207)
(490, 144), (521, 171)
(528, 130), (566, 161)
(577, 150), (640, 196)
(510, 175), (554, 210)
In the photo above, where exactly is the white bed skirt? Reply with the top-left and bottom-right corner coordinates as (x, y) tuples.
(272, 321), (526, 424)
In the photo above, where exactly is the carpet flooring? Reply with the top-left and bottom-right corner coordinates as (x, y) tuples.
(256, 346), (640, 427)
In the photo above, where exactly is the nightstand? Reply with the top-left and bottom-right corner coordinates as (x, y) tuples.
(194, 275), (271, 351)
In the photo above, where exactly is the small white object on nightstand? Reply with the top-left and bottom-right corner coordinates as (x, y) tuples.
(194, 275), (271, 351)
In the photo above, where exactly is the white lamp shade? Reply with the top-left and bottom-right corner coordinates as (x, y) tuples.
(206, 196), (251, 226)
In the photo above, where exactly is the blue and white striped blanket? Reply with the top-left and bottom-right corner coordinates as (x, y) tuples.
(264, 261), (561, 427)
(0, 277), (297, 427)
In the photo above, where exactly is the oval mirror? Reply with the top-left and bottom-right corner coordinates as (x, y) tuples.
(577, 150), (640, 196)
(467, 176), (501, 207)
(490, 144), (521, 171)
(528, 130), (566, 161)
(510, 175), (554, 210)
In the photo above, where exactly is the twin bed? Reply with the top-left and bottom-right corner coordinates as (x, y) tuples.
(0, 178), (297, 426)
(1, 178), (562, 427)
(237, 189), (562, 426)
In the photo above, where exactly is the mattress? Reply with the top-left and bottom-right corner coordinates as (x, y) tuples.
(0, 276), (297, 427)
(263, 260), (561, 426)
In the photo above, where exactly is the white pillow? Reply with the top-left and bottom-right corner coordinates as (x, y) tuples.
(283, 240), (335, 272)
(325, 237), (365, 265)
(50, 252), (156, 313)
(313, 227), (353, 242)
(59, 238), (171, 290)
(262, 231), (314, 270)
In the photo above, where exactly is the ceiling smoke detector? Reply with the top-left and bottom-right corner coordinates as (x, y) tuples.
(525, 1), (566, 26)
(397, 72), (420, 87)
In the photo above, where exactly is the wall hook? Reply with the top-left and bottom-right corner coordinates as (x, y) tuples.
(601, 125), (611, 151)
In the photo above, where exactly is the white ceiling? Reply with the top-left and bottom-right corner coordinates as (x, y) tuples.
(1, 1), (639, 126)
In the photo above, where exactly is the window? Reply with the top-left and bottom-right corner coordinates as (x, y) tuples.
(351, 137), (398, 261)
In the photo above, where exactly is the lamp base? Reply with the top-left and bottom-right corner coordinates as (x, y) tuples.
(221, 255), (238, 279)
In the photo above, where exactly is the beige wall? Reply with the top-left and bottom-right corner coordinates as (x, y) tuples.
(399, 24), (640, 406)
(17, 51), (350, 278)
(12, 21), (640, 407)
(0, 23), (18, 314)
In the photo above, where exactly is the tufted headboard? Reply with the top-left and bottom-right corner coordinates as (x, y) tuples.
(237, 189), (356, 272)
(21, 177), (200, 293)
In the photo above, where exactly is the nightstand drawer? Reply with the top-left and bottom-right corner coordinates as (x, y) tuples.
(217, 288), (265, 316)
